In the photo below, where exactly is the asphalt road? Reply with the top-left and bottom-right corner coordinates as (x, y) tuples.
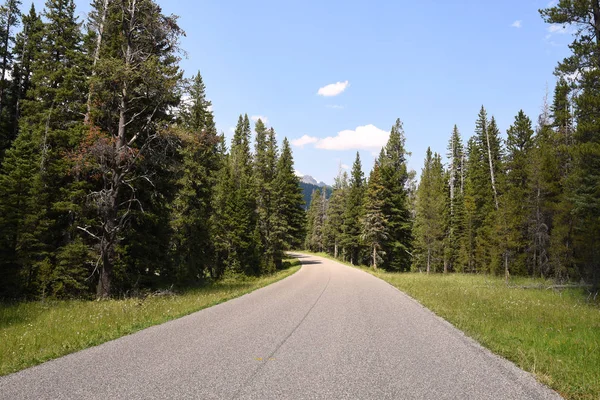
(0, 253), (561, 399)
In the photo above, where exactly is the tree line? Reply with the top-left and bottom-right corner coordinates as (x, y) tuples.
(305, 2), (600, 286)
(0, 0), (305, 300)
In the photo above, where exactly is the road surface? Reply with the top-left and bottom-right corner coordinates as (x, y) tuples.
(0, 253), (561, 399)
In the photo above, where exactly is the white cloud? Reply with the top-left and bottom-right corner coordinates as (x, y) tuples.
(316, 124), (389, 151)
(291, 135), (319, 148)
(228, 127), (235, 133)
(326, 104), (344, 109)
(511, 20), (522, 28)
(547, 0), (558, 7)
(251, 115), (269, 124)
(341, 164), (350, 170)
(294, 170), (304, 177)
(317, 81), (349, 97)
(548, 24), (569, 34)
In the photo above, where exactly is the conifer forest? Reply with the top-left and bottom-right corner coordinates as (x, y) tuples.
(0, 0), (599, 301)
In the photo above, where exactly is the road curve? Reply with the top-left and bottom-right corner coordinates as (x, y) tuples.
(0, 253), (560, 399)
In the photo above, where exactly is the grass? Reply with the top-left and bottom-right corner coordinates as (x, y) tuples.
(0, 258), (301, 377)
(301, 251), (600, 400)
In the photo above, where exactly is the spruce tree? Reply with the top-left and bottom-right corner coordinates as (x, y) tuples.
(361, 162), (388, 269)
(378, 119), (412, 271)
(505, 110), (535, 276)
(446, 125), (466, 271)
(171, 71), (221, 283)
(323, 168), (348, 258)
(342, 152), (365, 264)
(75, 0), (183, 297)
(541, 2), (600, 284)
(272, 137), (305, 261)
(413, 148), (446, 273)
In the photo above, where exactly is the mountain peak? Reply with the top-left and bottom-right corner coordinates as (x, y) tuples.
(301, 175), (327, 187)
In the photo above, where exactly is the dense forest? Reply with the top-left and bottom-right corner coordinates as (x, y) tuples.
(305, 2), (600, 286)
(1, 0), (599, 301)
(0, 0), (305, 300)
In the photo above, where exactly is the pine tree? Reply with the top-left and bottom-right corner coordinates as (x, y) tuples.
(272, 137), (305, 262)
(254, 120), (279, 272)
(342, 152), (365, 264)
(323, 167), (348, 258)
(505, 110), (535, 276)
(305, 188), (325, 252)
(0, 0), (90, 298)
(413, 148), (446, 273)
(378, 118), (412, 271)
(446, 125), (466, 271)
(541, 2), (600, 285)
(171, 71), (221, 283)
(361, 162), (389, 269)
(74, 0), (183, 297)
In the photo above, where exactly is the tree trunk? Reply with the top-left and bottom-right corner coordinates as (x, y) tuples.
(427, 246), (431, 274)
(485, 128), (499, 211)
(334, 240), (338, 259)
(86, 0), (110, 125)
(372, 245), (377, 270)
(0, 5), (13, 117)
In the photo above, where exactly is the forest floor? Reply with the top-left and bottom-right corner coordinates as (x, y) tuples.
(0, 259), (301, 377)
(306, 252), (599, 400)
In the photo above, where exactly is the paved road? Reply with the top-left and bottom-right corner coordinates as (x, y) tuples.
(0, 253), (561, 399)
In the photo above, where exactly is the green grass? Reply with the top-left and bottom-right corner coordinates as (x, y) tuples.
(0, 259), (301, 377)
(301, 251), (600, 399)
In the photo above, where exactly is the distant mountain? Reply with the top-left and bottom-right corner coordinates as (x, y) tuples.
(300, 175), (328, 188)
(299, 181), (332, 210)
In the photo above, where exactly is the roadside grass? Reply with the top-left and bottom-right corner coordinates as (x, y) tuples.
(0, 258), (301, 377)
(299, 251), (600, 400)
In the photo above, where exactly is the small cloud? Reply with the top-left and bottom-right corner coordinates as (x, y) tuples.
(294, 170), (303, 177)
(547, 24), (569, 34)
(292, 135), (319, 148)
(317, 81), (349, 97)
(228, 127), (235, 133)
(511, 20), (522, 28)
(341, 164), (350, 170)
(326, 104), (344, 109)
(316, 124), (390, 151)
(251, 115), (269, 124)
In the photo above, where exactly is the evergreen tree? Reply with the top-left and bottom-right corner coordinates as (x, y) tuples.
(75, 0), (183, 297)
(541, 2), (600, 285)
(254, 120), (278, 272)
(361, 162), (388, 269)
(305, 188), (325, 252)
(505, 110), (535, 276)
(323, 167), (348, 258)
(413, 148), (446, 273)
(446, 125), (466, 271)
(378, 118), (412, 271)
(0, 0), (90, 298)
(272, 137), (305, 261)
(342, 152), (365, 264)
(171, 71), (221, 283)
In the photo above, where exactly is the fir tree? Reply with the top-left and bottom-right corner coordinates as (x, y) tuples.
(342, 152), (365, 264)
(413, 148), (446, 273)
(505, 110), (535, 276)
(378, 119), (413, 271)
(361, 162), (388, 269)
(272, 137), (305, 261)
(171, 71), (221, 283)
(323, 167), (348, 258)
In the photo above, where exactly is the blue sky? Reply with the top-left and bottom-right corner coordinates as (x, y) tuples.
(35, 0), (571, 184)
